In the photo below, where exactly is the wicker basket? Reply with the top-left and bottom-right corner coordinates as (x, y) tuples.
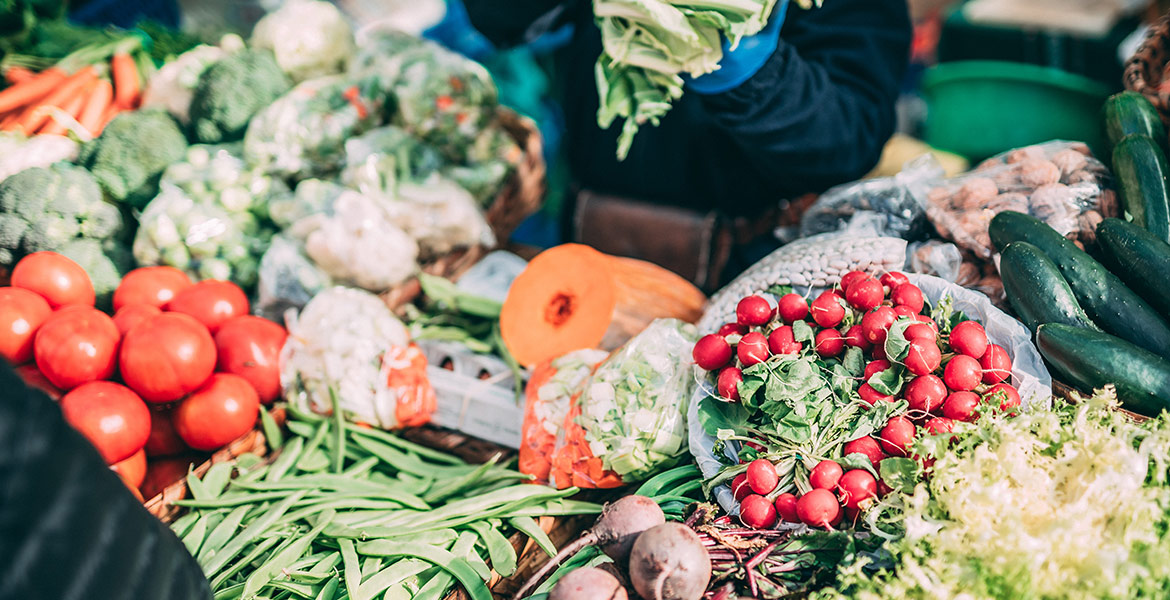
(1125, 13), (1170, 128)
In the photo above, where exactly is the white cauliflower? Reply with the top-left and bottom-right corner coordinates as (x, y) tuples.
(292, 188), (418, 291)
(389, 175), (496, 260)
(0, 133), (79, 182)
(142, 36), (244, 125)
(250, 0), (356, 82)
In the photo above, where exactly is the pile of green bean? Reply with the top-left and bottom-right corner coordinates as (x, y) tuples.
(171, 406), (603, 600)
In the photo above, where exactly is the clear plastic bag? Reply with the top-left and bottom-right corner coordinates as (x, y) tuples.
(281, 286), (436, 429)
(916, 141), (1117, 259)
(519, 349), (610, 485)
(688, 273), (1052, 514)
(339, 125), (444, 197)
(907, 239), (963, 283)
(255, 235), (332, 323)
(799, 155), (942, 239)
(543, 319), (698, 489)
(389, 176), (495, 260)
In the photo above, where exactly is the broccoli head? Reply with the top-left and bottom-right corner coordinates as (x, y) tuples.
(0, 163), (126, 269)
(57, 238), (128, 309)
(78, 109), (189, 209)
(188, 49), (291, 145)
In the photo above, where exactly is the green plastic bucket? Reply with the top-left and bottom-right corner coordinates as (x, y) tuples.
(922, 61), (1113, 162)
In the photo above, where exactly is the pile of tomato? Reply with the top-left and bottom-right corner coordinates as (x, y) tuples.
(1, 252), (287, 500)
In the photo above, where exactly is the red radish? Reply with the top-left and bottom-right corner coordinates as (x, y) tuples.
(905, 338), (942, 376)
(514, 495), (667, 599)
(858, 383), (893, 405)
(844, 325), (871, 350)
(737, 332), (770, 366)
(872, 343), (887, 361)
(837, 469), (878, 510)
(840, 271), (871, 292)
(693, 335), (732, 370)
(796, 489), (842, 528)
(549, 568), (627, 600)
(904, 322), (937, 341)
(731, 473), (752, 501)
(880, 271), (910, 289)
(864, 359), (892, 379)
(777, 293), (809, 323)
(877, 478), (894, 497)
(905, 374), (946, 413)
(814, 328), (845, 358)
(894, 305), (917, 318)
(775, 493), (799, 522)
(746, 458), (779, 494)
(942, 391), (980, 422)
(717, 322), (748, 337)
(768, 326), (802, 355)
(980, 344), (1011, 384)
(717, 367), (743, 401)
(891, 283), (925, 314)
(950, 320), (989, 358)
(628, 523), (712, 600)
(843, 436), (885, 467)
(944, 355), (982, 391)
(809, 460), (844, 490)
(737, 295), (774, 327)
(829, 288), (845, 298)
(984, 383), (1021, 410)
(845, 279), (883, 311)
(811, 292), (846, 328)
(861, 306), (897, 345)
(924, 417), (955, 435)
(879, 417), (916, 457)
(739, 494), (778, 529)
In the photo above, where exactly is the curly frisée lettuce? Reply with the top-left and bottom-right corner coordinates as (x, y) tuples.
(820, 387), (1170, 600)
(573, 319), (698, 481)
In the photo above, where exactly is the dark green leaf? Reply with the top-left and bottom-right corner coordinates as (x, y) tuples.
(867, 364), (906, 397)
(840, 453), (878, 477)
(765, 284), (794, 297)
(879, 457), (920, 493)
(697, 396), (751, 437)
(792, 320), (815, 344)
(841, 346), (864, 377)
(883, 318), (914, 364)
(737, 375), (766, 406)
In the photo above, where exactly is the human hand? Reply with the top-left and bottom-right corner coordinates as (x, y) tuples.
(687, 0), (789, 94)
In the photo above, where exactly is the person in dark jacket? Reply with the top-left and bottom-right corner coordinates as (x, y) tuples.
(0, 361), (210, 600)
(463, 0), (912, 286)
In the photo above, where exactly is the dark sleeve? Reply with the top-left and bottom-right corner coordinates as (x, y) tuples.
(462, 0), (581, 47)
(699, 0), (912, 196)
(0, 361), (210, 600)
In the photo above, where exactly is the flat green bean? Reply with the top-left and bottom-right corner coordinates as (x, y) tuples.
(183, 512), (212, 557)
(467, 521), (516, 576)
(266, 437), (305, 482)
(329, 388), (345, 474)
(508, 516), (556, 557)
(414, 532), (478, 600)
(210, 536), (282, 590)
(260, 405), (284, 451)
(340, 539), (361, 600)
(187, 468), (211, 501)
(175, 490), (293, 509)
(354, 559), (430, 600)
(360, 557), (382, 581)
(198, 505), (251, 565)
(267, 579), (319, 599)
(213, 582), (246, 600)
(314, 578), (339, 600)
(242, 509), (335, 599)
(202, 490), (309, 577)
(344, 424), (464, 466)
(356, 543), (492, 600)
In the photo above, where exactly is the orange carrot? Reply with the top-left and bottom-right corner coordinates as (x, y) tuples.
(0, 67), (66, 114)
(17, 66), (99, 134)
(94, 103), (122, 135)
(4, 66), (35, 85)
(41, 80), (94, 135)
(111, 52), (138, 109)
(78, 78), (113, 135)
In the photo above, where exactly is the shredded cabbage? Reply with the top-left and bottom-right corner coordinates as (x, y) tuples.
(821, 387), (1170, 600)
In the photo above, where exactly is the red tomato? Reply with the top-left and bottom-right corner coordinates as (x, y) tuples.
(0, 287), (51, 364)
(112, 303), (162, 336)
(166, 280), (249, 334)
(59, 381), (151, 464)
(15, 363), (62, 399)
(214, 316), (287, 404)
(173, 373), (260, 451)
(11, 251), (95, 308)
(113, 266), (193, 311)
(120, 312), (216, 403)
(34, 307), (119, 390)
(110, 449), (147, 489)
(140, 455), (202, 500)
(144, 405), (188, 456)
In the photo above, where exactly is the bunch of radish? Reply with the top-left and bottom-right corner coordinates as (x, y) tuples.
(692, 270), (1021, 530)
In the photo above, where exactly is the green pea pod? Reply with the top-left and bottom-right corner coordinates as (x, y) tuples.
(354, 559), (431, 600)
(267, 579), (319, 598)
(241, 509), (335, 599)
(363, 543), (493, 600)
(285, 570), (335, 585)
(210, 536), (281, 590)
(356, 530), (459, 555)
(414, 532), (479, 600)
(197, 505), (250, 565)
(182, 511), (212, 557)
(329, 387), (346, 474)
(297, 447), (331, 473)
(467, 521), (517, 577)
(213, 582), (245, 600)
(202, 462), (237, 498)
(259, 405), (284, 451)
(170, 511), (202, 539)
(265, 436), (304, 482)
(340, 539), (361, 600)
(508, 516), (556, 558)
(187, 468), (212, 501)
(315, 578), (339, 600)
(174, 490), (293, 509)
(346, 425), (464, 466)
(201, 489), (309, 577)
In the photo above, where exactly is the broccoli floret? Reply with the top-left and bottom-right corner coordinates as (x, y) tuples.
(57, 238), (124, 309)
(78, 109), (188, 209)
(0, 164), (126, 269)
(188, 49), (290, 144)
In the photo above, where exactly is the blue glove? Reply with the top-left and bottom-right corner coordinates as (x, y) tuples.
(687, 0), (789, 95)
(423, 0), (496, 61)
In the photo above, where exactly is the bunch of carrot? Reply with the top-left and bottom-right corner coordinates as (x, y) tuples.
(0, 37), (147, 137)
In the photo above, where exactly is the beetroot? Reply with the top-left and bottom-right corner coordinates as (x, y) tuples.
(628, 523), (711, 600)
(514, 495), (665, 599)
(550, 568), (628, 600)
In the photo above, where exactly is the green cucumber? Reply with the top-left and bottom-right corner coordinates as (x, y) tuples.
(1036, 323), (1170, 417)
(1103, 91), (1167, 148)
(1097, 217), (1170, 318)
(989, 211), (1170, 359)
(1112, 133), (1170, 243)
(998, 241), (1098, 335)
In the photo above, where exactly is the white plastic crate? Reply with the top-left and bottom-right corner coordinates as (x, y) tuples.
(419, 340), (527, 449)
